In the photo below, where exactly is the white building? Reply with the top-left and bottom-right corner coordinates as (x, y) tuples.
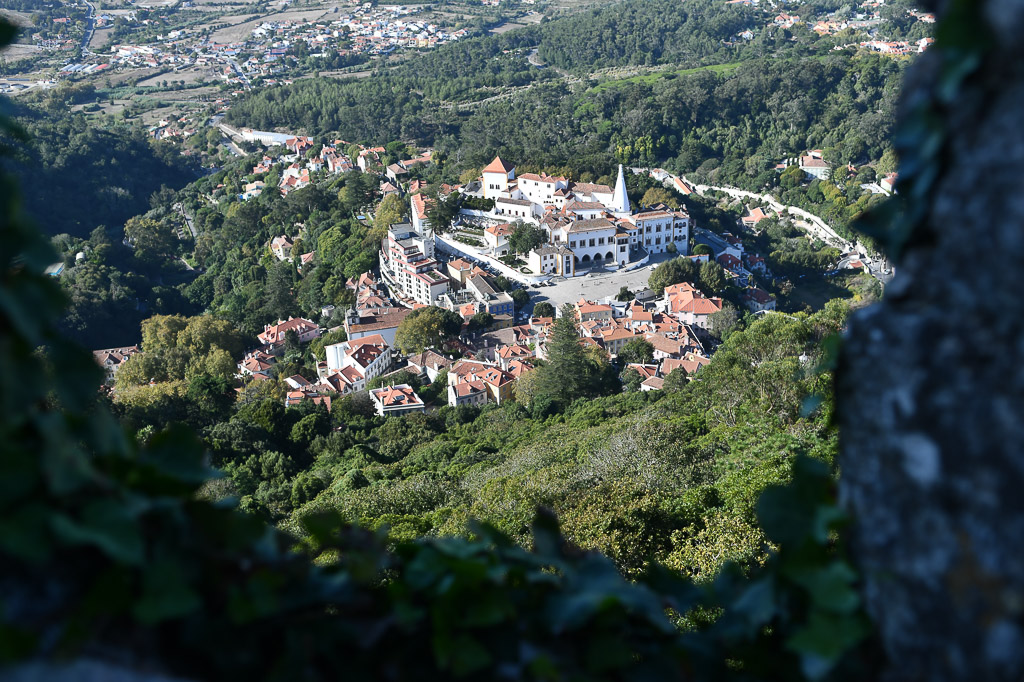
(324, 333), (392, 384)
(379, 222), (450, 305)
(527, 244), (575, 277)
(464, 158), (689, 275)
(370, 384), (425, 416)
(799, 150), (830, 179)
(481, 156), (516, 200)
(621, 209), (690, 255)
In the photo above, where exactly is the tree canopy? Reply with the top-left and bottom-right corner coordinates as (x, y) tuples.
(394, 306), (464, 354)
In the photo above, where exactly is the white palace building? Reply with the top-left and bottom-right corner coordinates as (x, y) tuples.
(465, 157), (691, 276)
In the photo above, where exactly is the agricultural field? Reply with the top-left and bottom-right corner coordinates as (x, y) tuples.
(0, 44), (43, 62)
(208, 7), (336, 43)
(136, 66), (216, 87)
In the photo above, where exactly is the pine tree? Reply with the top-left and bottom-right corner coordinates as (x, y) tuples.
(533, 305), (592, 406)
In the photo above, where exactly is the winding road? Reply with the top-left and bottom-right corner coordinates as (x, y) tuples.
(644, 169), (893, 284)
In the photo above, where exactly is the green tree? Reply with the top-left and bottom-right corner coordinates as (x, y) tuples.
(124, 216), (177, 258)
(468, 311), (494, 334)
(649, 256), (698, 293)
(141, 314), (189, 353)
(699, 260), (727, 293)
(426, 193), (460, 232)
(618, 338), (655, 365)
(374, 193), (406, 236)
(533, 301), (555, 318)
(709, 303), (742, 340)
(691, 243), (714, 256)
(510, 289), (530, 310)
(531, 304), (604, 408)
(508, 222), (546, 255)
(619, 367), (644, 392)
(266, 260), (297, 321)
(394, 306), (463, 354)
(663, 366), (688, 391)
(877, 148), (898, 176)
(640, 187), (679, 209)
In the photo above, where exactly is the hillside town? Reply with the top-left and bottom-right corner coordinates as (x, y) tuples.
(57, 3), (471, 86)
(95, 137), (801, 417)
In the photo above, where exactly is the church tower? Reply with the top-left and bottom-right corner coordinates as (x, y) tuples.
(611, 164), (631, 215)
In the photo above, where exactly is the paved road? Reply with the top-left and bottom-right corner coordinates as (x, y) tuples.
(645, 169), (894, 282)
(531, 256), (669, 312)
(79, 0), (96, 56)
(176, 202), (197, 239)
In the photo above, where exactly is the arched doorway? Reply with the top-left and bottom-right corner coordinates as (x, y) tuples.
(581, 254), (591, 264)
(606, 251), (614, 261)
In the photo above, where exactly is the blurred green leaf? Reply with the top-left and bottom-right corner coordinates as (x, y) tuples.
(51, 499), (144, 564)
(134, 558), (202, 624)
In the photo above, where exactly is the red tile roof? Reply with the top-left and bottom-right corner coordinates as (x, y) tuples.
(482, 156), (515, 174)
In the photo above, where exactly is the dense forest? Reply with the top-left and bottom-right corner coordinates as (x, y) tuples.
(224, 0), (922, 241)
(229, 53), (904, 241)
(535, 0), (761, 72)
(105, 289), (847, 582)
(3, 84), (198, 239)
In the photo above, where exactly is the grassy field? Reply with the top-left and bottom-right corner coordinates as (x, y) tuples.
(0, 44), (42, 62)
(588, 61), (745, 93)
(490, 22), (526, 33)
(209, 7), (331, 43)
(0, 9), (36, 27)
(89, 26), (113, 50)
(137, 67), (214, 87)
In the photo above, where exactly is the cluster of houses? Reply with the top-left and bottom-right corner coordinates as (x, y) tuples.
(228, 276), (727, 416)
(148, 114), (200, 142)
(859, 38), (934, 55)
(378, 217), (518, 318)
(238, 4), (468, 69)
(109, 44), (190, 69)
(810, 1), (934, 46)
(242, 136), (357, 198)
(238, 133), (439, 200)
(62, 4), (468, 88)
(441, 158), (692, 280)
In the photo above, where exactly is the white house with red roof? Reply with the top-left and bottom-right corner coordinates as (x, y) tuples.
(484, 222), (514, 255)
(270, 235), (294, 261)
(742, 287), (777, 312)
(662, 282), (724, 329)
(481, 156), (516, 200)
(93, 345), (141, 381)
(741, 207), (769, 230)
(370, 384), (425, 416)
(799, 150), (830, 179)
(447, 359), (516, 405)
(324, 333), (392, 384)
(237, 350), (276, 379)
(257, 317), (321, 346)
